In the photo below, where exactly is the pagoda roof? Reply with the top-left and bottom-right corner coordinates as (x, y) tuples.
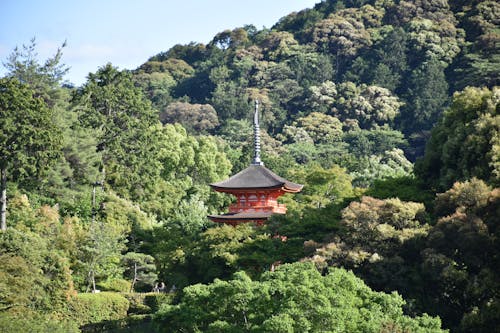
(210, 164), (303, 193)
(208, 211), (273, 222)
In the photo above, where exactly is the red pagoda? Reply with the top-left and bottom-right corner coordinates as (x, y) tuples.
(209, 101), (303, 226)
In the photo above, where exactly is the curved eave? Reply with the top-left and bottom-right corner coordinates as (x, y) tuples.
(210, 183), (303, 194)
(208, 211), (274, 222)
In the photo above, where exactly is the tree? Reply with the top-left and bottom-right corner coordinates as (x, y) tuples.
(294, 112), (343, 144)
(311, 13), (372, 76)
(399, 59), (449, 135)
(74, 64), (161, 199)
(419, 179), (500, 330)
(350, 148), (414, 187)
(2, 38), (69, 106)
(160, 101), (219, 134)
(309, 81), (403, 129)
(0, 78), (62, 230)
(122, 252), (157, 292)
(156, 263), (446, 332)
(416, 86), (500, 189)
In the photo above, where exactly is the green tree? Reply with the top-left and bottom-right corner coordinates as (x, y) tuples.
(155, 263), (445, 332)
(160, 101), (219, 134)
(309, 81), (403, 129)
(399, 59), (449, 135)
(122, 252), (157, 292)
(416, 86), (500, 189)
(419, 179), (500, 330)
(0, 78), (62, 230)
(74, 64), (161, 199)
(2, 38), (69, 106)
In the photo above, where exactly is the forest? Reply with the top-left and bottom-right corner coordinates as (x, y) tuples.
(0, 0), (499, 332)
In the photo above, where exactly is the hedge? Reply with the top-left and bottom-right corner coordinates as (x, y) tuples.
(68, 292), (129, 326)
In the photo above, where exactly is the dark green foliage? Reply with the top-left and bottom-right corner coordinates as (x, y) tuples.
(0, 77), (62, 184)
(143, 293), (174, 313)
(399, 59), (450, 135)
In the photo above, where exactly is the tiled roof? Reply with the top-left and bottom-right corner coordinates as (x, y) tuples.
(210, 164), (303, 192)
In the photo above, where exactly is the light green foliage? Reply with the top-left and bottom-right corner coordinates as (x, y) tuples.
(309, 81), (402, 129)
(416, 86), (500, 189)
(67, 292), (129, 326)
(2, 38), (69, 106)
(312, 12), (372, 57)
(407, 18), (464, 65)
(351, 148), (413, 187)
(0, 312), (79, 333)
(259, 31), (300, 61)
(155, 263), (445, 332)
(293, 112), (343, 144)
(291, 164), (354, 209)
(0, 228), (74, 314)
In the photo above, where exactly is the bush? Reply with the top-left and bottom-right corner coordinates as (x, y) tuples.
(97, 278), (132, 293)
(68, 292), (129, 326)
(0, 312), (79, 333)
(144, 293), (174, 313)
(123, 293), (152, 314)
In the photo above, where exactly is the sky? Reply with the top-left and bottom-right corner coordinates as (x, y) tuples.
(0, 0), (319, 86)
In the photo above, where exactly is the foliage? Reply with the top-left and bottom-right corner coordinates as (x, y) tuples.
(0, 228), (74, 314)
(144, 293), (174, 313)
(0, 312), (79, 333)
(2, 0), (499, 331)
(155, 263), (445, 332)
(0, 77), (62, 228)
(160, 101), (219, 134)
(122, 252), (157, 292)
(67, 292), (129, 326)
(416, 86), (500, 189)
(309, 81), (403, 129)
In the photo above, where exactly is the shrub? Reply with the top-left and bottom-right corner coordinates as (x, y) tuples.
(0, 312), (79, 333)
(144, 293), (174, 313)
(123, 293), (152, 314)
(97, 278), (132, 293)
(68, 292), (129, 326)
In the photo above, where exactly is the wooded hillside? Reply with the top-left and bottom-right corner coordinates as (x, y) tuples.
(1, 0), (498, 332)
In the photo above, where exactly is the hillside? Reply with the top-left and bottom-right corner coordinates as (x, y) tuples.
(0, 0), (499, 332)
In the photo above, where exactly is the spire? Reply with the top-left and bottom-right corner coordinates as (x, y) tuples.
(252, 100), (264, 165)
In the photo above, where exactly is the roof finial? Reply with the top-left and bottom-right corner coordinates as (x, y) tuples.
(252, 100), (264, 166)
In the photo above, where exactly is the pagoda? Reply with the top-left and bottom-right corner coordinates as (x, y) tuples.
(209, 101), (303, 226)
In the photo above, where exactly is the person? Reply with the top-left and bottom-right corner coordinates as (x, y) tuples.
(152, 282), (159, 293)
(158, 282), (166, 293)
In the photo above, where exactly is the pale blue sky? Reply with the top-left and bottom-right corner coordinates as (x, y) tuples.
(0, 0), (319, 85)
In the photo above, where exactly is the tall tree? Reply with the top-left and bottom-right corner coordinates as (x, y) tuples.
(0, 78), (62, 230)
(73, 64), (160, 199)
(2, 38), (69, 106)
(416, 86), (500, 189)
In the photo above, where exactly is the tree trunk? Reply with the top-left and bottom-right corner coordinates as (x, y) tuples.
(1, 167), (7, 231)
(130, 262), (137, 293)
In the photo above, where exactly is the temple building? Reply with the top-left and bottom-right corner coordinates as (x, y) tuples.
(208, 101), (303, 226)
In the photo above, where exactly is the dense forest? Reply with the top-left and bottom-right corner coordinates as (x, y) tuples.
(1, 0), (499, 332)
